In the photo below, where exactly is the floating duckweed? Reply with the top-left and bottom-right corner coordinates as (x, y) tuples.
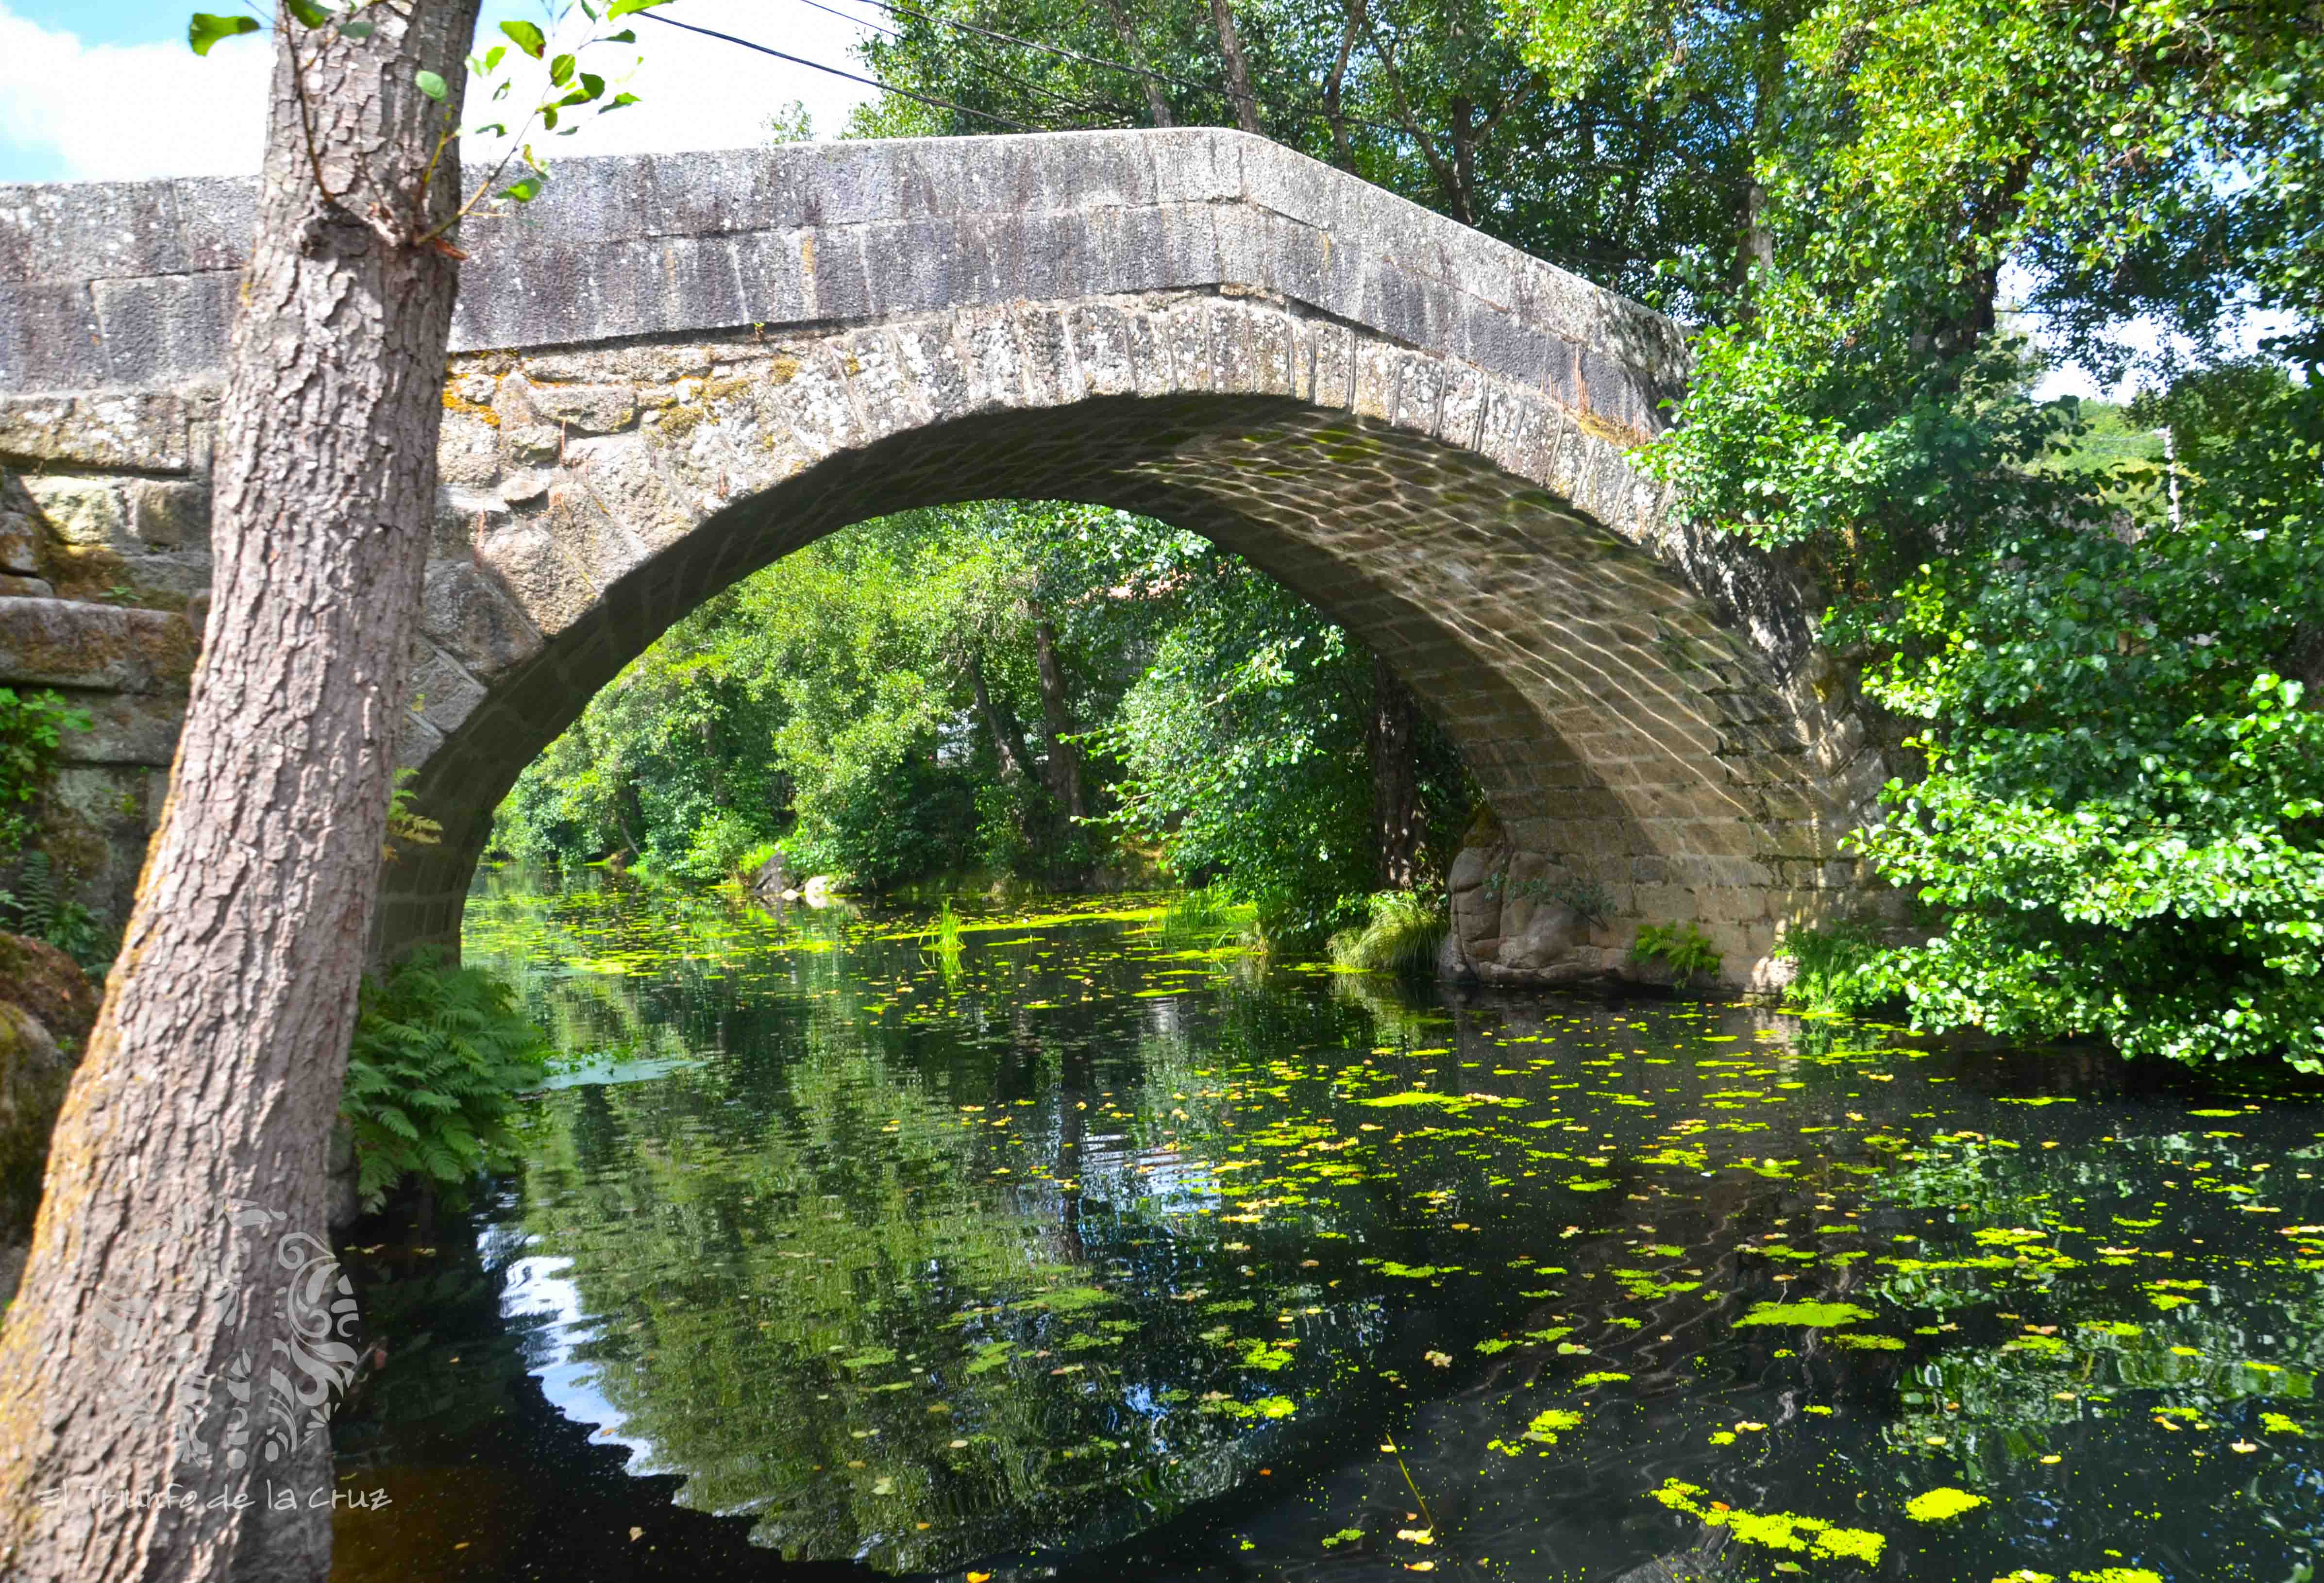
(1524, 1408), (1584, 1443)
(1734, 1301), (1876, 1328)
(1905, 1487), (1989, 1522)
(1649, 1481), (1886, 1566)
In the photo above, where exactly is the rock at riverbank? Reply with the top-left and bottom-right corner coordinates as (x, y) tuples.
(0, 1000), (72, 1299)
(0, 933), (99, 1302)
(0, 930), (99, 1045)
(1444, 830), (1628, 988)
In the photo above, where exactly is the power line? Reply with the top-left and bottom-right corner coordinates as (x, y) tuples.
(853, 0), (1223, 99)
(826, 0), (1426, 147)
(637, 7), (1042, 132)
(654, 0), (1456, 169)
(789, 0), (1143, 123)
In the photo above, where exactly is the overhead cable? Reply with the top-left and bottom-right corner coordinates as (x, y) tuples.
(823, 0), (1422, 144)
(789, 0), (1143, 122)
(637, 7), (1042, 132)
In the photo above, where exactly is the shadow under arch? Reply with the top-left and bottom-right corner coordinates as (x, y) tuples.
(386, 314), (1867, 989)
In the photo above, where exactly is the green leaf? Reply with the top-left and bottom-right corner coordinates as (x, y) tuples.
(605, 90), (640, 109)
(500, 176), (543, 202)
(338, 19), (372, 38)
(499, 18), (546, 58)
(187, 12), (260, 54)
(283, 0), (330, 26)
(606, 28), (635, 42)
(606, 0), (674, 16)
(415, 68), (448, 101)
(548, 51), (575, 87)
(483, 43), (505, 70)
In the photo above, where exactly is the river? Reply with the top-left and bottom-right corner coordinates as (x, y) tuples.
(326, 874), (2324, 1582)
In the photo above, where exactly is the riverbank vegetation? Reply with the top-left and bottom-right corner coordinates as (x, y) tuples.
(490, 503), (1479, 947)
(0, 688), (105, 975)
(342, 950), (550, 1213)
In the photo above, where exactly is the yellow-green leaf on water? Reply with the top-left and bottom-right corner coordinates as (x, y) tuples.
(1903, 1487), (1987, 1522)
(1734, 1301), (1874, 1328)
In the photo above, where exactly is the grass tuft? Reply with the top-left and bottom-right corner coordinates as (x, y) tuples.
(1778, 922), (1900, 1014)
(1158, 886), (1257, 950)
(1327, 890), (1447, 983)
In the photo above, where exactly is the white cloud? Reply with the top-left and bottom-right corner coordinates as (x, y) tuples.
(0, 0), (874, 185)
(0, 1), (271, 181)
(462, 1), (875, 173)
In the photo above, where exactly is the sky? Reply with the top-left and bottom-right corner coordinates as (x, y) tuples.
(0, 0), (877, 184)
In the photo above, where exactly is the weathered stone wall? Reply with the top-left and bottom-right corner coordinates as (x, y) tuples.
(0, 129), (1889, 990)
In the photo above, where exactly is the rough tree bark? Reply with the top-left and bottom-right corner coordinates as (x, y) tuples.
(1207, 0), (1264, 135)
(0, 4), (480, 1579)
(1369, 654), (1422, 891)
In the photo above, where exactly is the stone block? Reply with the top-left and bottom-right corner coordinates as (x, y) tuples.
(128, 481), (209, 549)
(437, 414), (502, 488)
(0, 574), (51, 598)
(0, 511), (36, 575)
(529, 383), (638, 434)
(473, 520), (596, 639)
(19, 477), (128, 551)
(408, 643), (489, 738)
(91, 274), (235, 384)
(0, 393), (188, 472)
(420, 558), (544, 680)
(569, 436), (697, 553)
(49, 688), (185, 766)
(505, 424), (562, 466)
(0, 600), (194, 692)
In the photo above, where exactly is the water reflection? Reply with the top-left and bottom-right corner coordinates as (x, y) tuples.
(330, 875), (2324, 1583)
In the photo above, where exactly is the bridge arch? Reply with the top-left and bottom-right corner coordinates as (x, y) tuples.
(0, 128), (1884, 988)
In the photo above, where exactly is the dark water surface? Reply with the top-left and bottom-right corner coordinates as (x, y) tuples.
(329, 876), (2324, 1583)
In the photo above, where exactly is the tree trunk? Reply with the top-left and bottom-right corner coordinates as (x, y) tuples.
(0, 5), (479, 1579)
(1447, 97), (1479, 226)
(967, 650), (1036, 785)
(1322, 0), (1367, 171)
(615, 776), (650, 864)
(1208, 0), (1264, 135)
(1733, 21), (1784, 302)
(1369, 654), (1422, 892)
(1028, 606), (1087, 823)
(1095, 0), (1175, 127)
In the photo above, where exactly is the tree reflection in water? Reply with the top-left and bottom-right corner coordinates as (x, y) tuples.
(331, 875), (2324, 1583)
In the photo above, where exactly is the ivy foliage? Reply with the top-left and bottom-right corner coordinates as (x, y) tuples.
(1505, 0), (2324, 1066)
(0, 687), (106, 974)
(0, 688), (90, 861)
(1095, 563), (1473, 945)
(342, 951), (550, 1211)
(1842, 381), (2324, 1067)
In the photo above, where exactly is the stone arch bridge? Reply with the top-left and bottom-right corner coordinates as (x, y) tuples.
(0, 129), (1883, 990)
